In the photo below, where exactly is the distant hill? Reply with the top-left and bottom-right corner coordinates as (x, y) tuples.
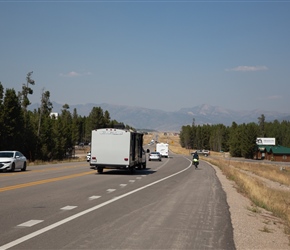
(29, 102), (290, 132)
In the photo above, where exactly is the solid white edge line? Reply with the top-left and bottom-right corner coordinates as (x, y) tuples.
(0, 156), (192, 250)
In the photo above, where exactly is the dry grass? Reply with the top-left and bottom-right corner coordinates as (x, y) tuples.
(259, 226), (273, 233)
(226, 160), (290, 187)
(207, 157), (290, 228)
(145, 132), (290, 234)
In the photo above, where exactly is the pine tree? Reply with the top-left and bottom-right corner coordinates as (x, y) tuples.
(229, 122), (242, 157)
(1, 88), (24, 150)
(19, 71), (35, 111)
(35, 90), (54, 160)
(240, 123), (259, 159)
(0, 82), (4, 146)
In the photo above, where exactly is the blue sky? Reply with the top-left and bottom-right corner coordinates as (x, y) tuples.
(1, 0), (290, 113)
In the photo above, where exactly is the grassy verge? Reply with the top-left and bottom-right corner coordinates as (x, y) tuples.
(28, 157), (86, 166)
(206, 157), (290, 231)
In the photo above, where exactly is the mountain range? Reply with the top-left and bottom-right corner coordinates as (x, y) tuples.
(30, 102), (290, 132)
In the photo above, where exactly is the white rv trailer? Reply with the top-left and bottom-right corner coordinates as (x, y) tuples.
(90, 128), (146, 173)
(156, 142), (169, 158)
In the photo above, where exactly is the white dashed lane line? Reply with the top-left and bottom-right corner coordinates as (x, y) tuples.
(88, 196), (101, 200)
(17, 220), (43, 228)
(106, 189), (116, 193)
(61, 206), (77, 211)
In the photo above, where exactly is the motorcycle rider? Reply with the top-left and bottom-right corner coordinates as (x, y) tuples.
(192, 151), (199, 168)
(193, 151), (199, 160)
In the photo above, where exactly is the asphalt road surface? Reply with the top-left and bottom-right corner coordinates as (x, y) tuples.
(0, 152), (235, 250)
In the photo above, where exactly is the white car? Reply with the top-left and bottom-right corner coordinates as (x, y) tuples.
(0, 151), (27, 172)
(148, 152), (162, 161)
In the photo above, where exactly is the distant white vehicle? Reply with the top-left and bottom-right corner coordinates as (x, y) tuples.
(148, 152), (162, 161)
(202, 150), (210, 156)
(148, 139), (155, 145)
(156, 143), (169, 158)
(192, 150), (210, 157)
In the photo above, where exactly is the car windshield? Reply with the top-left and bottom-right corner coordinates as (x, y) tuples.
(0, 152), (14, 158)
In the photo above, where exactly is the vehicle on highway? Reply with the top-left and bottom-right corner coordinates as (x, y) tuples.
(90, 128), (146, 173)
(148, 139), (155, 145)
(87, 152), (91, 162)
(148, 151), (162, 161)
(156, 142), (169, 158)
(0, 151), (27, 172)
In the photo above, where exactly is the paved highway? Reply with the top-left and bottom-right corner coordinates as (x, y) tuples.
(0, 152), (235, 249)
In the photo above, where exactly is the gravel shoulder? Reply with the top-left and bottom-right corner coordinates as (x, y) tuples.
(210, 163), (290, 250)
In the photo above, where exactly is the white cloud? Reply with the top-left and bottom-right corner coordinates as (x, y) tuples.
(60, 71), (92, 77)
(60, 71), (80, 77)
(267, 95), (283, 100)
(226, 65), (268, 72)
(258, 95), (283, 101)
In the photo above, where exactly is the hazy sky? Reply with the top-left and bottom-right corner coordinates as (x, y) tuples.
(1, 0), (290, 113)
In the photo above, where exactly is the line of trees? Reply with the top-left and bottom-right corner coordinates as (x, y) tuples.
(179, 114), (290, 159)
(0, 72), (130, 161)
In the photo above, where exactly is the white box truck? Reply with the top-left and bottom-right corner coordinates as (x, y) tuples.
(90, 128), (146, 173)
(156, 143), (169, 158)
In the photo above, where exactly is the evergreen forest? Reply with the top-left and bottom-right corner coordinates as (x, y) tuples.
(179, 115), (290, 159)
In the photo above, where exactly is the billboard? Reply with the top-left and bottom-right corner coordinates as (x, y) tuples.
(256, 138), (276, 145)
